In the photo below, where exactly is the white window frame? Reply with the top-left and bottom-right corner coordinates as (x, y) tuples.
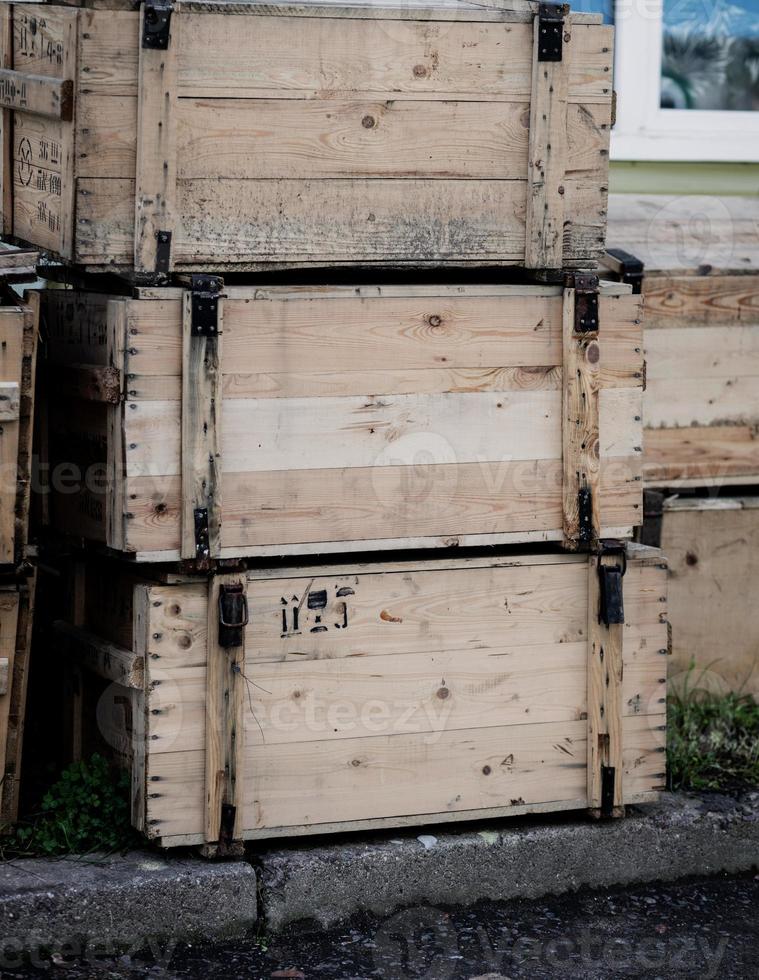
(611, 0), (759, 162)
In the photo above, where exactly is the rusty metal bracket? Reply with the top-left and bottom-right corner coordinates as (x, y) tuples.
(219, 583), (249, 649)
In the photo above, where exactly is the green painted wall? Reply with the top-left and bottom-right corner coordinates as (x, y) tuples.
(610, 162), (759, 196)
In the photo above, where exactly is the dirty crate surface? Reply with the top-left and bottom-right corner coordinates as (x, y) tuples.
(56, 546), (668, 846)
(1, 1), (612, 273)
(606, 193), (759, 488)
(43, 279), (644, 560)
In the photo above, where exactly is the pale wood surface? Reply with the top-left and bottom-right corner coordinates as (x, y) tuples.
(70, 549), (666, 840)
(45, 284), (643, 556)
(4, 5), (612, 269)
(0, 302), (24, 564)
(562, 286), (601, 548)
(607, 193), (759, 276)
(180, 291), (222, 560)
(524, 11), (568, 269)
(133, 1), (178, 274)
(661, 497), (759, 698)
(204, 573), (246, 843)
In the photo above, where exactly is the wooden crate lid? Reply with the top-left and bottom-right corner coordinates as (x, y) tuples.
(606, 193), (759, 278)
(79, 0), (603, 25)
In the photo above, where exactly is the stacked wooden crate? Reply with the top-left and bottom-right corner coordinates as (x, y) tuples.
(1, 0), (667, 848)
(0, 248), (39, 829)
(606, 193), (759, 696)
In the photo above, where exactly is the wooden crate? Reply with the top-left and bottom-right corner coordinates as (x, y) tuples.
(0, 279), (38, 568)
(0, 1), (612, 274)
(641, 493), (759, 699)
(54, 545), (668, 847)
(42, 278), (644, 561)
(605, 193), (759, 489)
(0, 571), (36, 829)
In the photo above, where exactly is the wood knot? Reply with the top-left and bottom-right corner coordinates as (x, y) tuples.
(428, 314), (443, 327)
(437, 687), (450, 700)
(587, 341), (600, 364)
(362, 115), (376, 129)
(482, 765), (492, 775)
(413, 64), (427, 77)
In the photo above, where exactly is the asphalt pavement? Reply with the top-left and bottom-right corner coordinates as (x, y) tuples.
(3, 872), (757, 978)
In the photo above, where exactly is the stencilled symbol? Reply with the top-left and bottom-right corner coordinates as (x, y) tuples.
(280, 583), (355, 637)
(17, 138), (33, 187)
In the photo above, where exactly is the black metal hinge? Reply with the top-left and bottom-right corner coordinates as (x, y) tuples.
(578, 486), (594, 547)
(142, 2), (173, 50)
(155, 230), (172, 275)
(606, 247), (644, 295)
(537, 3), (566, 62)
(190, 274), (224, 337)
(600, 765), (616, 817)
(568, 273), (600, 334)
(219, 583), (249, 649)
(194, 507), (210, 563)
(598, 540), (627, 626)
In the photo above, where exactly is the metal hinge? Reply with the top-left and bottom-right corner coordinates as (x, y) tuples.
(598, 540), (627, 627)
(600, 765), (616, 818)
(219, 583), (249, 649)
(142, 2), (173, 50)
(566, 273), (599, 334)
(190, 275), (224, 337)
(155, 230), (172, 275)
(578, 486), (594, 547)
(606, 248), (644, 295)
(537, 3), (566, 62)
(194, 507), (210, 563)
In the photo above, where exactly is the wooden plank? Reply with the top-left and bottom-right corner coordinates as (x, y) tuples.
(122, 453), (642, 554)
(134, 1), (178, 274)
(53, 620), (144, 690)
(645, 326), (759, 380)
(0, 585), (20, 826)
(15, 290), (38, 563)
(124, 385), (641, 478)
(587, 549), (626, 816)
(0, 305), (23, 564)
(0, 4), (11, 235)
(204, 573), (246, 845)
(0, 69), (73, 120)
(146, 713), (660, 839)
(176, 16), (612, 103)
(105, 300), (127, 553)
(562, 283), (601, 548)
(660, 497), (759, 698)
(121, 288), (641, 385)
(524, 7), (568, 269)
(172, 99), (609, 182)
(0, 574), (34, 828)
(180, 286), (222, 561)
(147, 632), (666, 752)
(11, 5), (78, 258)
(74, 175), (607, 269)
(641, 275), (759, 329)
(644, 425), (759, 486)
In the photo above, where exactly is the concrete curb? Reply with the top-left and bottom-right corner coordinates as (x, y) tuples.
(256, 791), (759, 930)
(0, 851), (257, 956)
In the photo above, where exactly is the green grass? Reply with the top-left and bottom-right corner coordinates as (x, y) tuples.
(4, 754), (140, 858)
(668, 664), (759, 792)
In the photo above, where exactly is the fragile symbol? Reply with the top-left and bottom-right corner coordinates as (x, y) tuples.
(17, 138), (33, 187)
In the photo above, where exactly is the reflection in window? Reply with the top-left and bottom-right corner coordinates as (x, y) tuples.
(661, 0), (759, 111)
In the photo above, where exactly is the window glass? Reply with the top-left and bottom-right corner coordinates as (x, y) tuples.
(661, 0), (759, 110)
